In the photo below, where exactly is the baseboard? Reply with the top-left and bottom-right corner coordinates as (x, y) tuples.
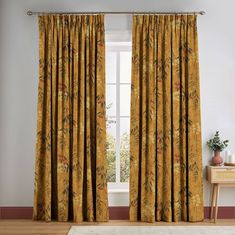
(109, 207), (129, 220)
(0, 207), (128, 220)
(0, 206), (235, 220)
(0, 207), (33, 219)
(204, 206), (235, 219)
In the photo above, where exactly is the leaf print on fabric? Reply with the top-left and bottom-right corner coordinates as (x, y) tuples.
(33, 15), (108, 222)
(130, 15), (204, 223)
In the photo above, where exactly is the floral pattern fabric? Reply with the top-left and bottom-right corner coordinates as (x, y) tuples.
(33, 15), (108, 222)
(130, 15), (204, 222)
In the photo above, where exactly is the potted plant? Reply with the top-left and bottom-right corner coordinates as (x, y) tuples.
(207, 131), (229, 166)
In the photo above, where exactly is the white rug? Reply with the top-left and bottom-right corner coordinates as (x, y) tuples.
(68, 226), (235, 235)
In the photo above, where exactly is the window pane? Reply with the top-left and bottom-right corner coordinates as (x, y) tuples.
(120, 117), (130, 182)
(120, 85), (131, 116)
(106, 85), (116, 116)
(107, 117), (116, 182)
(107, 117), (116, 149)
(120, 51), (131, 83)
(106, 52), (116, 83)
(120, 149), (129, 182)
(107, 150), (116, 182)
(120, 117), (130, 148)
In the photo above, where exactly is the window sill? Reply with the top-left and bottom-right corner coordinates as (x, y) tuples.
(108, 188), (129, 206)
(108, 189), (129, 193)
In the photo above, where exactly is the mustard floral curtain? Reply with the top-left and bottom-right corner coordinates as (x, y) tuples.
(130, 15), (204, 222)
(33, 15), (108, 222)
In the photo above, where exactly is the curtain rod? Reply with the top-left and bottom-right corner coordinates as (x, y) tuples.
(26, 10), (206, 16)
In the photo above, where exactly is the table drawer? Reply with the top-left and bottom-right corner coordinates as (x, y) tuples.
(210, 168), (235, 183)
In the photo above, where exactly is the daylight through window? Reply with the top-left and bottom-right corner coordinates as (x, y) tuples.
(106, 40), (132, 190)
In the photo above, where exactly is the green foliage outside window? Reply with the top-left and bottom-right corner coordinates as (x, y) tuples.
(120, 132), (130, 182)
(106, 132), (130, 183)
(106, 133), (116, 182)
(106, 102), (130, 183)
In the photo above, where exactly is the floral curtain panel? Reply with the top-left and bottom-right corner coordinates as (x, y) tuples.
(33, 15), (108, 222)
(130, 15), (204, 222)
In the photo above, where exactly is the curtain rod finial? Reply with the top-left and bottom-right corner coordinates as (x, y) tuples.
(27, 10), (33, 16)
(200, 11), (206, 15)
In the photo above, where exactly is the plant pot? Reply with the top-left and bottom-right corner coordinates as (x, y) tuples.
(212, 150), (223, 166)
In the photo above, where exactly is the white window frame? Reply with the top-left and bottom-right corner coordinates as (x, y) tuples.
(106, 31), (132, 192)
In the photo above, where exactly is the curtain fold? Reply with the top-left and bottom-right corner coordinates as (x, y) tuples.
(130, 15), (204, 222)
(33, 14), (108, 222)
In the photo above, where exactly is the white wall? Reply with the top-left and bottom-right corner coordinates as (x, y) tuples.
(1, 0), (235, 207)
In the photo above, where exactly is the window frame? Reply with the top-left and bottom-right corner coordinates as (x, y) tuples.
(106, 31), (132, 192)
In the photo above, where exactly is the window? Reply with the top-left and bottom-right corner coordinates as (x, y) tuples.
(106, 32), (132, 191)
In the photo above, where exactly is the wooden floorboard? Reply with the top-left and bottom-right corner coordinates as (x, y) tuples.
(0, 219), (235, 235)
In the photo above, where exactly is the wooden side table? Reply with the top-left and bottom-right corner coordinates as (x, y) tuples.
(207, 166), (235, 223)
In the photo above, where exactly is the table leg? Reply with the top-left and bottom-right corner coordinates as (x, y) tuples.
(210, 184), (215, 219)
(214, 184), (220, 223)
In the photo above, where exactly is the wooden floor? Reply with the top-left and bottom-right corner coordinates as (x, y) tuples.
(1, 220), (235, 235)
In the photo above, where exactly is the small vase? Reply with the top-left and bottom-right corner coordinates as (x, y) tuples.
(212, 150), (223, 166)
